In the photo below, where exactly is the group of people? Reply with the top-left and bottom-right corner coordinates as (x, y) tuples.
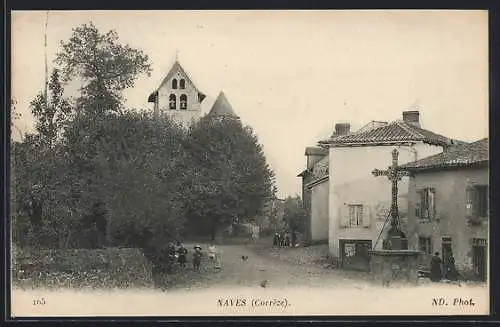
(273, 231), (298, 248)
(430, 251), (459, 282)
(165, 241), (220, 272)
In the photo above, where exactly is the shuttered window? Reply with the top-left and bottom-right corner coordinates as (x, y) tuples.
(348, 204), (364, 227)
(416, 188), (436, 220)
(466, 185), (488, 218)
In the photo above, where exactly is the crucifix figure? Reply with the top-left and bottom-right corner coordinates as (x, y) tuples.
(372, 149), (410, 250)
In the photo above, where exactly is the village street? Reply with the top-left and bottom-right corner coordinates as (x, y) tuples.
(164, 240), (373, 291)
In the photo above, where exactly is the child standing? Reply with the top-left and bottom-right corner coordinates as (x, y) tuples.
(193, 245), (203, 272)
(177, 242), (188, 269)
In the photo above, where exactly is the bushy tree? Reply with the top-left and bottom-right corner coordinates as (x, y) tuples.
(184, 116), (275, 240)
(55, 22), (151, 114)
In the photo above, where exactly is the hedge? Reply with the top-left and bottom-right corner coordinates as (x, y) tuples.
(12, 247), (154, 289)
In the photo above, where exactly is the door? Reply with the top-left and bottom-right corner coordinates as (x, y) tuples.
(441, 237), (453, 278)
(472, 238), (487, 282)
(340, 239), (372, 271)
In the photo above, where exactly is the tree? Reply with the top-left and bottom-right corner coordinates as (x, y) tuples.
(282, 195), (307, 237)
(29, 68), (72, 148)
(184, 116), (275, 240)
(55, 22), (151, 114)
(12, 67), (76, 248)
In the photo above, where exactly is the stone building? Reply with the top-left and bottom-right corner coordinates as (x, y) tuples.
(318, 110), (460, 270)
(147, 59), (207, 127)
(401, 138), (488, 281)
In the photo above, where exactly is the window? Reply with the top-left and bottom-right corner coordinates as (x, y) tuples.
(348, 204), (364, 227)
(169, 94), (176, 109)
(172, 79), (178, 89)
(418, 237), (432, 254)
(180, 94), (188, 110)
(180, 79), (186, 89)
(416, 188), (436, 220)
(466, 185), (488, 218)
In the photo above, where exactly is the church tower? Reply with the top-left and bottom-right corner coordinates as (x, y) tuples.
(147, 59), (206, 127)
(207, 91), (240, 120)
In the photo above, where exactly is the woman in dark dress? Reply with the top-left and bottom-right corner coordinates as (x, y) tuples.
(446, 253), (459, 281)
(430, 251), (442, 282)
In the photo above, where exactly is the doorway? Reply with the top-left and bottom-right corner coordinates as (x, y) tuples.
(340, 239), (372, 271)
(472, 238), (487, 282)
(441, 236), (453, 277)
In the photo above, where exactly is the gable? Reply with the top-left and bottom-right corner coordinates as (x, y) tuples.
(148, 60), (206, 103)
(159, 63), (194, 90)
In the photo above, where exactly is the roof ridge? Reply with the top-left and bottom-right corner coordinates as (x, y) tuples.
(395, 120), (424, 139)
(158, 60), (202, 94)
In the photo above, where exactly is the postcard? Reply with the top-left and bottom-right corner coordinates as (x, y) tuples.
(10, 9), (489, 317)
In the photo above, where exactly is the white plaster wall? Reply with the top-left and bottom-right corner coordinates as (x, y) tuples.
(327, 142), (443, 257)
(310, 180), (329, 241)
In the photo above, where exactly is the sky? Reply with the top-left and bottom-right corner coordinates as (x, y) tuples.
(11, 10), (489, 198)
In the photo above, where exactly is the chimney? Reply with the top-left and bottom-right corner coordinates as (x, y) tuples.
(334, 123), (351, 136)
(402, 111), (420, 127)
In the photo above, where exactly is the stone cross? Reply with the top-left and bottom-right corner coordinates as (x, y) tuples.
(372, 149), (410, 248)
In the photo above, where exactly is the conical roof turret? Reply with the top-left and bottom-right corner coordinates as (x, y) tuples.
(207, 91), (239, 118)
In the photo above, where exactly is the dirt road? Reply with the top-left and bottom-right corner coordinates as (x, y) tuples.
(165, 243), (372, 290)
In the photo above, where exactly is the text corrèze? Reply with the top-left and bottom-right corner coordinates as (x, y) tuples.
(217, 298), (290, 308)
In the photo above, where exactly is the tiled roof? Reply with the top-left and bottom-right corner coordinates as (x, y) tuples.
(319, 120), (453, 147)
(207, 91), (239, 118)
(297, 168), (312, 177)
(401, 138), (488, 171)
(148, 60), (206, 103)
(356, 121), (389, 134)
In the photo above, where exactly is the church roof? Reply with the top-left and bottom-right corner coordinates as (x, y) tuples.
(147, 60), (206, 103)
(400, 138), (488, 172)
(207, 91), (239, 118)
(319, 120), (454, 147)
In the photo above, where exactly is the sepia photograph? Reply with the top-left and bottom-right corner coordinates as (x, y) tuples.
(9, 10), (489, 317)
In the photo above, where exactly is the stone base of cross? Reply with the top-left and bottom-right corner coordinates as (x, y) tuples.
(372, 149), (411, 250)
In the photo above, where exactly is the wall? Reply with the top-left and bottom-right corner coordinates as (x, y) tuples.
(301, 173), (313, 241)
(406, 167), (489, 273)
(328, 142), (443, 258)
(157, 70), (202, 127)
(310, 179), (329, 242)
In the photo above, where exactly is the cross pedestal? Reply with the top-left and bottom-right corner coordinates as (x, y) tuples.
(369, 149), (422, 286)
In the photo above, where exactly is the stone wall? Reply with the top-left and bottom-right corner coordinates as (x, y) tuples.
(406, 167), (489, 276)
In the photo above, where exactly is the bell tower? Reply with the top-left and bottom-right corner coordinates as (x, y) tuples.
(148, 57), (206, 127)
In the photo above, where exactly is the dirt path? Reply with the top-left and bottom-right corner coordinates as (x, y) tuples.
(166, 244), (372, 290)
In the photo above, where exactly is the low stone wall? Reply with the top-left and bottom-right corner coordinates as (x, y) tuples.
(369, 250), (421, 285)
(12, 247), (154, 289)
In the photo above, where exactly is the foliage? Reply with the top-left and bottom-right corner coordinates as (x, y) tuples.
(55, 22), (151, 114)
(282, 195), (307, 233)
(12, 21), (276, 288)
(12, 247), (154, 289)
(184, 116), (275, 239)
(29, 69), (72, 148)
